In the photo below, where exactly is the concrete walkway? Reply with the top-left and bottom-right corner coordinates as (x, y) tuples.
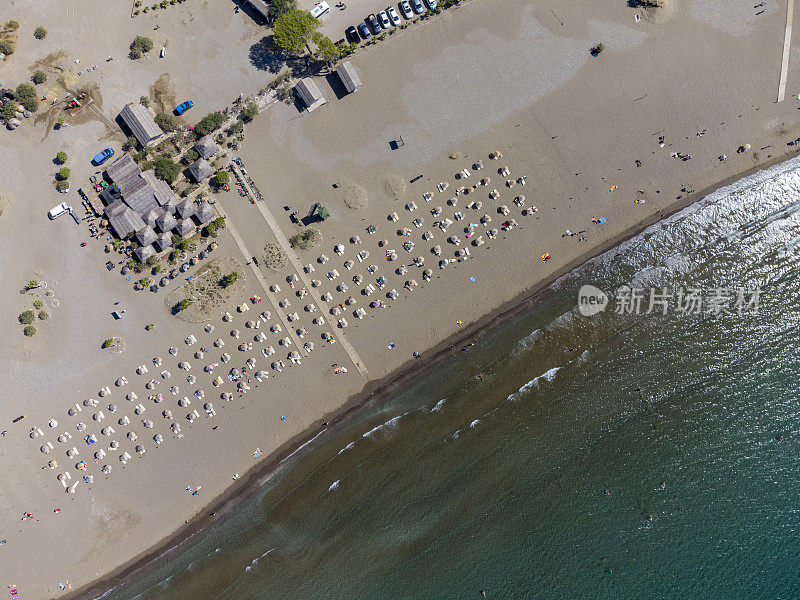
(778, 0), (794, 102)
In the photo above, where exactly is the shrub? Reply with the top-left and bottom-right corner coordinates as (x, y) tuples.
(183, 148), (199, 164)
(34, 26), (48, 39)
(23, 326), (37, 337)
(14, 83), (38, 112)
(56, 180), (70, 192)
(0, 39), (15, 56)
(124, 135), (139, 151)
(242, 102), (258, 121)
(194, 112), (225, 136)
(228, 121), (244, 135)
(175, 298), (192, 312)
(221, 271), (239, 287)
(5, 20), (19, 31)
(154, 112), (177, 132)
(33, 299), (44, 309)
(140, 277), (152, 287)
(57, 167), (71, 180)
(32, 70), (46, 84)
(55, 151), (68, 164)
(289, 228), (319, 250)
(204, 216), (225, 237)
(139, 95), (150, 107)
(18, 310), (35, 324)
(213, 170), (229, 187)
(1, 100), (17, 121)
(56, 117), (65, 126)
(153, 157), (180, 183)
(102, 338), (114, 349)
(38, 311), (49, 320)
(27, 280), (39, 289)
(130, 35), (154, 59)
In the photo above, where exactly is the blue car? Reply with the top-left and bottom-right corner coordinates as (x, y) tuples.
(92, 148), (114, 165)
(175, 100), (194, 115)
(358, 22), (371, 39)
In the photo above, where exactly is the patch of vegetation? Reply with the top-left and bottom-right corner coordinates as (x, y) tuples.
(124, 135), (140, 151)
(213, 170), (229, 187)
(38, 310), (49, 320)
(139, 95), (150, 107)
(289, 228), (319, 250)
(267, 71), (292, 90)
(18, 310), (35, 324)
(183, 148), (199, 164)
(55, 151), (68, 164)
(23, 325), (37, 337)
(175, 298), (192, 312)
(14, 83), (38, 112)
(153, 157), (180, 183)
(242, 102), (258, 121)
(263, 242), (287, 270)
(194, 112), (225, 137)
(33, 299), (44, 309)
(32, 70), (46, 84)
(1, 101), (17, 121)
(56, 180), (70, 191)
(5, 21), (19, 31)
(204, 216), (225, 237)
(221, 271), (239, 287)
(155, 112), (177, 132)
(269, 0), (297, 18)
(129, 35), (154, 59)
(34, 26), (48, 40)
(102, 338), (114, 349)
(228, 120), (244, 136)
(272, 9), (320, 56)
(57, 167), (71, 180)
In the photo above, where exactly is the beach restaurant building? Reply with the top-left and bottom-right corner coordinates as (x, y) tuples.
(101, 153), (215, 260)
(295, 78), (327, 112)
(119, 102), (165, 148)
(335, 61), (362, 94)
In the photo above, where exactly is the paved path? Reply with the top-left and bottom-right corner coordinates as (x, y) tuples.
(778, 0), (795, 102)
(86, 102), (126, 140)
(213, 202), (307, 357)
(230, 164), (369, 377)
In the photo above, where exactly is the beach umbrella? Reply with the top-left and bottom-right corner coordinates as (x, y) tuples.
(30, 430), (39, 439)
(127, 431), (137, 441)
(92, 412), (105, 422)
(102, 465), (112, 474)
(134, 404), (145, 415)
(110, 440), (119, 449)
(246, 320), (255, 329)
(304, 342), (315, 352)
(40, 445), (50, 454)
(154, 393), (164, 403)
(231, 329), (240, 338)
(205, 324), (215, 333)
(196, 389), (205, 399)
(179, 396), (191, 407)
(169, 346), (178, 356)
(246, 357), (256, 369)
(221, 353), (231, 363)
(213, 376), (223, 386)
(108, 404), (117, 413)
(209, 242), (218, 250)
(154, 434), (163, 444)
(68, 408), (76, 416)
(187, 374), (196, 385)
(163, 409), (173, 419)
(223, 311), (233, 322)
(179, 361), (191, 371)
(214, 338), (224, 347)
(94, 450), (106, 460)
(187, 412), (196, 423)
(76, 422), (86, 431)
(194, 351), (204, 359)
(135, 445), (145, 455)
(170, 385), (179, 395)
(102, 427), (113, 435)
(153, 356), (163, 367)
(162, 370), (171, 379)
(67, 448), (77, 458)
(143, 419), (153, 428)
(48, 460), (58, 469)
(57, 435), (67, 443)
(145, 381), (155, 390)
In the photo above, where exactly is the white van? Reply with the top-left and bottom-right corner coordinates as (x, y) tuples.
(48, 202), (69, 220)
(310, 1), (330, 19)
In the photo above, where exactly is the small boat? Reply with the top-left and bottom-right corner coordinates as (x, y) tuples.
(160, 46), (166, 58)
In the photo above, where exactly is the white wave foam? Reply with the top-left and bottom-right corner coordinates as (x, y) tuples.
(336, 441), (355, 455)
(328, 479), (340, 491)
(430, 399), (446, 413)
(469, 419), (480, 428)
(279, 429), (326, 465)
(452, 429), (460, 439)
(507, 367), (561, 401)
(362, 415), (402, 438)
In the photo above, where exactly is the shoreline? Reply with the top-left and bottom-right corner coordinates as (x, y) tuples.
(64, 145), (800, 600)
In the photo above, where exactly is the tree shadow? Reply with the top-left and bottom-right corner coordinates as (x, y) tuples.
(248, 36), (328, 76)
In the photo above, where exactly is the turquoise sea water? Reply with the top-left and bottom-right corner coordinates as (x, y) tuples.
(100, 158), (800, 600)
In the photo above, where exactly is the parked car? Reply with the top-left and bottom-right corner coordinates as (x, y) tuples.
(411, 0), (425, 14)
(345, 25), (360, 43)
(358, 22), (371, 38)
(366, 13), (381, 34)
(91, 148), (114, 166)
(424, 0), (437, 8)
(77, 188), (89, 201)
(377, 10), (391, 28)
(174, 100), (194, 115)
(399, 0), (413, 18)
(386, 6), (401, 25)
(48, 202), (69, 220)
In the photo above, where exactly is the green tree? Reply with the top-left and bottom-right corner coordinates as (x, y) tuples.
(33, 26), (48, 39)
(32, 70), (46, 84)
(222, 271), (239, 287)
(55, 151), (68, 164)
(14, 83), (38, 112)
(5, 20), (19, 31)
(228, 120), (244, 135)
(139, 95), (150, 107)
(124, 135), (139, 151)
(213, 170), (229, 187)
(204, 216), (225, 237)
(272, 10), (320, 55)
(38, 310), (49, 320)
(33, 299), (43, 309)
(154, 112), (177, 131)
(313, 33), (341, 66)
(27, 280), (39, 289)
(2, 100), (17, 121)
(56, 180), (70, 191)
(175, 298), (192, 312)
(57, 167), (71, 180)
(242, 102), (258, 121)
(194, 112), (225, 136)
(18, 310), (35, 324)
(130, 35), (154, 59)
(153, 157), (180, 183)
(0, 39), (14, 56)
(23, 325), (37, 337)
(269, 0), (297, 18)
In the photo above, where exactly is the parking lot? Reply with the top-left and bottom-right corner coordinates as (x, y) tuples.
(299, 0), (434, 42)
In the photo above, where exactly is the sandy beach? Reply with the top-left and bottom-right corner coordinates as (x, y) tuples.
(2, 0), (800, 597)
